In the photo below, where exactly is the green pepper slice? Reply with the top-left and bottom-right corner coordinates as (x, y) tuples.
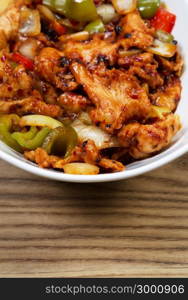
(42, 125), (78, 157)
(12, 127), (51, 150)
(0, 114), (22, 152)
(155, 29), (174, 43)
(43, 0), (98, 22)
(84, 19), (105, 34)
(13, 127), (38, 140)
(64, 125), (78, 158)
(54, 0), (72, 15)
(68, 0), (98, 22)
(137, 0), (160, 19)
(43, 0), (72, 15)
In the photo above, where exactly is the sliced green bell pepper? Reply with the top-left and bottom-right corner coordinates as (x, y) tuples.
(43, 0), (98, 22)
(137, 0), (160, 19)
(64, 125), (78, 158)
(68, 0), (98, 22)
(42, 125), (78, 157)
(0, 114), (22, 152)
(84, 19), (105, 34)
(13, 127), (38, 140)
(12, 127), (51, 150)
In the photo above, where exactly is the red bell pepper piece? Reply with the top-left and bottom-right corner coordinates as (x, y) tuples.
(12, 53), (34, 71)
(53, 21), (67, 35)
(150, 8), (176, 33)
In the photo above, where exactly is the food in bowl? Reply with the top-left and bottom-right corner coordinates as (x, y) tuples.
(0, 0), (183, 175)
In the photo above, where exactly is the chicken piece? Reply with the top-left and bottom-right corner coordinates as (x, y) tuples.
(24, 140), (99, 169)
(63, 35), (119, 65)
(156, 52), (184, 77)
(25, 140), (124, 173)
(79, 139), (100, 164)
(150, 77), (182, 112)
(34, 80), (59, 105)
(0, 30), (7, 50)
(0, 64), (33, 99)
(24, 148), (59, 169)
(0, 91), (62, 117)
(71, 62), (151, 134)
(35, 47), (78, 91)
(54, 140), (101, 168)
(0, 1), (23, 40)
(58, 92), (89, 113)
(118, 114), (181, 159)
(118, 52), (163, 89)
(119, 12), (154, 49)
(0, 51), (10, 80)
(99, 158), (125, 172)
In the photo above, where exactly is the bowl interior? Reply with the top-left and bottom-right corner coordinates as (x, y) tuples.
(0, 0), (188, 182)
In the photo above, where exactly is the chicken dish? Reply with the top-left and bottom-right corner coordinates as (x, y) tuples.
(0, 0), (183, 175)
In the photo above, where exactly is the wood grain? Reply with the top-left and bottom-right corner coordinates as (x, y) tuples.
(0, 154), (188, 278)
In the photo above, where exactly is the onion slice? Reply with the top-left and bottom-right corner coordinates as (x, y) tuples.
(63, 163), (99, 175)
(148, 39), (177, 58)
(37, 4), (55, 22)
(19, 115), (63, 129)
(19, 7), (41, 36)
(72, 115), (119, 149)
(112, 0), (137, 15)
(97, 4), (117, 24)
(59, 31), (89, 42)
(19, 38), (40, 60)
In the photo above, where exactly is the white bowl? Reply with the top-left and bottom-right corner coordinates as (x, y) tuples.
(0, 0), (188, 183)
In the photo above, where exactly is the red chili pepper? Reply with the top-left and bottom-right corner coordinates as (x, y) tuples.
(150, 8), (176, 33)
(53, 21), (67, 35)
(12, 53), (34, 71)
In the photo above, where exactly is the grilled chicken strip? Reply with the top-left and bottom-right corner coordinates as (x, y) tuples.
(63, 35), (119, 65)
(71, 62), (151, 134)
(156, 52), (184, 77)
(120, 12), (154, 49)
(0, 64), (33, 99)
(25, 139), (125, 172)
(35, 47), (78, 91)
(150, 77), (182, 112)
(118, 114), (181, 159)
(118, 52), (164, 89)
(0, 92), (62, 117)
(0, 0), (23, 40)
(58, 92), (89, 113)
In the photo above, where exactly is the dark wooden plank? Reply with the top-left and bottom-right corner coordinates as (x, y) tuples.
(0, 154), (188, 277)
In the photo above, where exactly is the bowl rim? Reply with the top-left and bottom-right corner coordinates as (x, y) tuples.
(0, 142), (187, 182)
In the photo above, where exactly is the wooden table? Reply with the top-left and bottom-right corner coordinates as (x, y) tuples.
(0, 154), (188, 278)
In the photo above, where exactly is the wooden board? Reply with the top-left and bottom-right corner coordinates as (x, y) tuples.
(0, 154), (188, 278)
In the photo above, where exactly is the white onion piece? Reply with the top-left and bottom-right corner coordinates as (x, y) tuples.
(19, 8), (41, 36)
(148, 39), (177, 58)
(19, 38), (39, 59)
(78, 112), (92, 125)
(60, 31), (89, 42)
(72, 118), (119, 149)
(37, 4), (55, 22)
(63, 163), (99, 175)
(19, 115), (63, 129)
(97, 4), (117, 24)
(112, 0), (137, 15)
